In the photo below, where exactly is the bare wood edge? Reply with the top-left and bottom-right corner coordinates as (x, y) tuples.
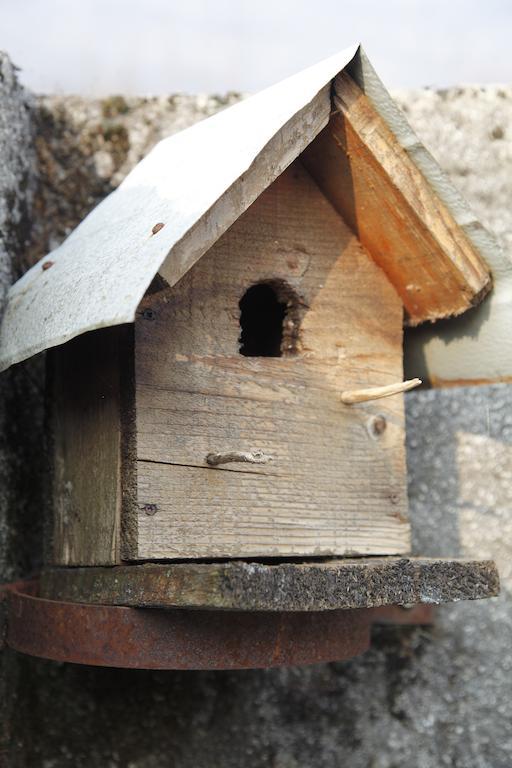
(119, 325), (138, 561)
(350, 47), (504, 341)
(303, 72), (492, 325)
(40, 557), (499, 612)
(50, 328), (124, 566)
(341, 378), (421, 404)
(334, 70), (493, 317)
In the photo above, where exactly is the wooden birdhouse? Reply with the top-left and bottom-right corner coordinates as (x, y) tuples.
(0, 46), (503, 641)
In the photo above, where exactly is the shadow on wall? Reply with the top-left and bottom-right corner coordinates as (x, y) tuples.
(406, 383), (512, 594)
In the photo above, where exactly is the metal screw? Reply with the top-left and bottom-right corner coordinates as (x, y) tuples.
(142, 503), (158, 516)
(143, 308), (156, 321)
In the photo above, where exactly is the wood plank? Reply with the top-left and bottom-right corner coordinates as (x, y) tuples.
(302, 71), (492, 326)
(51, 327), (130, 565)
(132, 161), (410, 560)
(40, 557), (500, 611)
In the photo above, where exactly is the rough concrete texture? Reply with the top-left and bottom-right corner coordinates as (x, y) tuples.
(0, 57), (45, 588)
(0, 51), (44, 768)
(1, 57), (512, 766)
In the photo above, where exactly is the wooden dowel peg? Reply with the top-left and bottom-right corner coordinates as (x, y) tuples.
(206, 450), (273, 467)
(341, 378), (422, 405)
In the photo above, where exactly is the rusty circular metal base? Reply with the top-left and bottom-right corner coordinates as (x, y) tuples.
(1, 580), (373, 669)
(1, 580), (433, 670)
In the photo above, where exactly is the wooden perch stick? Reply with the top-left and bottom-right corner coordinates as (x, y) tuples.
(341, 378), (422, 405)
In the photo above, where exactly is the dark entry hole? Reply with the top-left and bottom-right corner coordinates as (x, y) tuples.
(239, 283), (287, 357)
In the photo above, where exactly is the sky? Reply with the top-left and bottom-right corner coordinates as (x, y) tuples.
(1, 0), (511, 96)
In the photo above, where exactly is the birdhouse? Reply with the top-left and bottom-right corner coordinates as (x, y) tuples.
(0, 46), (503, 668)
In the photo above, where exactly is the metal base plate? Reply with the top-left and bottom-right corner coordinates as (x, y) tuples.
(0, 579), (433, 670)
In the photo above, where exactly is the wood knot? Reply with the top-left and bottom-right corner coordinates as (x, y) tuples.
(368, 414), (387, 437)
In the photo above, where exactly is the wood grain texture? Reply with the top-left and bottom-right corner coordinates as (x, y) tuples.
(51, 328), (126, 565)
(302, 72), (492, 326)
(132, 161), (410, 560)
(40, 557), (500, 611)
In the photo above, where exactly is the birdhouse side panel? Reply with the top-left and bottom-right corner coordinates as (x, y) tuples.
(50, 327), (131, 565)
(131, 161), (409, 560)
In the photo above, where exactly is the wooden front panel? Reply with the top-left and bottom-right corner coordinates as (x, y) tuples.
(132, 161), (409, 560)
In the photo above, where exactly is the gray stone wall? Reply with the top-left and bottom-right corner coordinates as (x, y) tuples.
(0, 51), (43, 766)
(1, 53), (511, 767)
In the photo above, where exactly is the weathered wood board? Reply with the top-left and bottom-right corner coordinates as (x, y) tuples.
(302, 72), (492, 326)
(51, 328), (126, 565)
(132, 161), (409, 560)
(41, 557), (500, 611)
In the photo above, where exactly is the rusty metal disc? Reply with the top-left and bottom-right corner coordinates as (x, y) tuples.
(2, 581), (372, 669)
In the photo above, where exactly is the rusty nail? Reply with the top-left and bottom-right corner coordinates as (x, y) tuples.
(151, 222), (165, 236)
(42, 261), (54, 271)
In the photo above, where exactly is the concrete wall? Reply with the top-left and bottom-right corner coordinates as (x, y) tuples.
(1, 53), (511, 767)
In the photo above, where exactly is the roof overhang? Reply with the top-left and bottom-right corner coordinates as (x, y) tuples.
(0, 45), (508, 383)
